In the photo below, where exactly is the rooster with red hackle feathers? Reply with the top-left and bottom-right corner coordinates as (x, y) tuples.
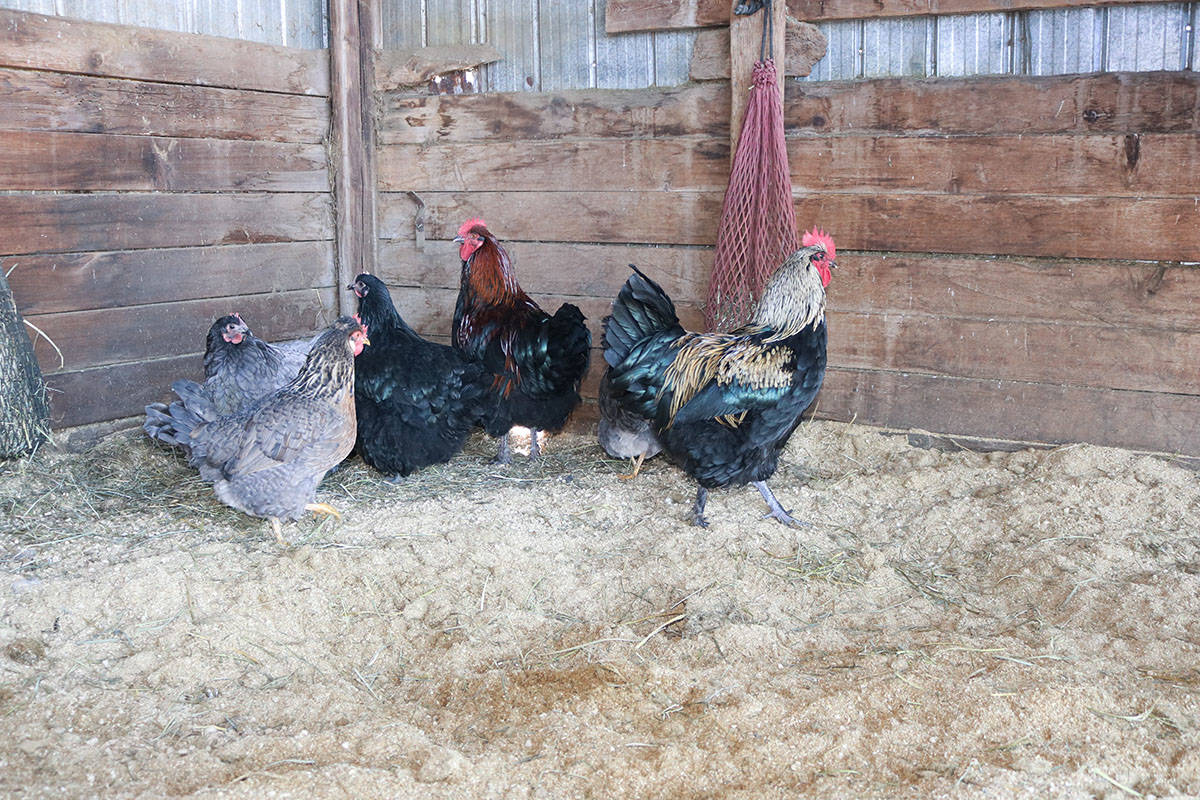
(452, 218), (591, 462)
(602, 228), (836, 527)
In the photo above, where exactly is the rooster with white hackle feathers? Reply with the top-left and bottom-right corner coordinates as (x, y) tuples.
(452, 218), (592, 463)
(602, 228), (836, 527)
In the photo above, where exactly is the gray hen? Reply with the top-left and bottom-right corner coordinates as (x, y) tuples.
(597, 369), (661, 480)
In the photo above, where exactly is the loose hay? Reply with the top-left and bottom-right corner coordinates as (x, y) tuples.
(1, 421), (1198, 798)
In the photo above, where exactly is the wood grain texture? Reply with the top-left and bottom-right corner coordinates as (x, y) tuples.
(817, 367), (1200, 456)
(0, 131), (328, 192)
(378, 190), (724, 246)
(379, 83), (730, 144)
(605, 0), (730, 33)
(374, 44), (501, 88)
(6, 242), (336, 316)
(26, 287), (337, 373)
(784, 72), (1200, 136)
(47, 353), (203, 428)
(690, 16), (826, 80)
(0, 67), (331, 142)
(730, 0), (786, 153)
(793, 193), (1200, 262)
(0, 7), (329, 95)
(0, 193), (333, 255)
(378, 138), (730, 192)
(377, 239), (712, 302)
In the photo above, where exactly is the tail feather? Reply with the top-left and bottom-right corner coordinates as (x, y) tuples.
(545, 303), (591, 393)
(603, 264), (681, 367)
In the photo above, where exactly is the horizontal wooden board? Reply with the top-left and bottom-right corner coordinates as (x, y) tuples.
(788, 133), (1200, 198)
(785, 72), (1200, 136)
(374, 44), (501, 89)
(26, 287), (337, 373)
(378, 138), (730, 192)
(0, 131), (328, 192)
(690, 17), (827, 80)
(7, 241), (337, 316)
(827, 311), (1200, 396)
(46, 353), (204, 429)
(607, 0), (1167, 28)
(380, 83), (729, 145)
(377, 240), (712, 303)
(795, 193), (1200, 262)
(378, 191), (723, 247)
(816, 367), (1200, 456)
(0, 192), (333, 255)
(0, 67), (330, 143)
(830, 253), (1200, 332)
(0, 7), (328, 95)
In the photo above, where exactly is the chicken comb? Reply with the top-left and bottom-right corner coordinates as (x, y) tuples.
(802, 227), (836, 262)
(457, 217), (488, 237)
(352, 313), (368, 337)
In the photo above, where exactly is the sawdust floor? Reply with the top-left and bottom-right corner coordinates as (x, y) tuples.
(1, 421), (1198, 799)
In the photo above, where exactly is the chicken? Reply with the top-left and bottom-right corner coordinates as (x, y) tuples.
(602, 228), (836, 527)
(597, 368), (661, 480)
(144, 314), (313, 449)
(151, 316), (369, 546)
(452, 218), (591, 462)
(350, 273), (507, 480)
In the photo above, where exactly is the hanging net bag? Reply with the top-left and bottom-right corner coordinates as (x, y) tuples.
(705, 2), (798, 332)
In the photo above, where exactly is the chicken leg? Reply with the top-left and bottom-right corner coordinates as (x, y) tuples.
(269, 518), (289, 548)
(692, 487), (710, 528)
(305, 502), (342, 522)
(619, 452), (646, 481)
(752, 481), (808, 528)
(528, 428), (541, 459)
(493, 432), (513, 465)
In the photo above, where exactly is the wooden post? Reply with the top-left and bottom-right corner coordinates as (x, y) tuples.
(328, 0), (379, 316)
(729, 0), (787, 154)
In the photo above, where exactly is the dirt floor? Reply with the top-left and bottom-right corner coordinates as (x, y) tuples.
(1, 420), (1198, 799)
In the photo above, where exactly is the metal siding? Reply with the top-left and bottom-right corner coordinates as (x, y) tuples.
(1105, 3), (1190, 71)
(652, 29), (693, 86)
(539, 0), (591, 90)
(594, 0), (654, 89)
(861, 17), (933, 77)
(936, 12), (1010, 76)
(1023, 7), (1105, 75)
(380, 0), (423, 47)
(802, 20), (862, 81)
(426, 0), (474, 46)
(481, 0), (539, 91)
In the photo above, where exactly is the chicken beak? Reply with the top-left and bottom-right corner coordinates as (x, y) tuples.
(362, 336), (371, 347)
(452, 235), (464, 244)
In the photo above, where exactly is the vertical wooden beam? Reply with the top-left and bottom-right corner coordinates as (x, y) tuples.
(329, 0), (379, 315)
(729, 0), (787, 153)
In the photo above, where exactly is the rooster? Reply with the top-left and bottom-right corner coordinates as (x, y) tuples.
(602, 229), (836, 527)
(152, 316), (369, 546)
(452, 219), (591, 462)
(350, 273), (507, 479)
(144, 314), (312, 449)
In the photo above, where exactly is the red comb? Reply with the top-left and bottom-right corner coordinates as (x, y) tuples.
(802, 227), (836, 262)
(458, 217), (488, 237)
(352, 313), (368, 335)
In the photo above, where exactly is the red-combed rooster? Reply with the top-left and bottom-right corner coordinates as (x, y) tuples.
(602, 229), (836, 527)
(452, 218), (591, 462)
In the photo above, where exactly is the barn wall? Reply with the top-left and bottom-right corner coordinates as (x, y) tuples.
(376, 1), (1200, 455)
(0, 8), (336, 428)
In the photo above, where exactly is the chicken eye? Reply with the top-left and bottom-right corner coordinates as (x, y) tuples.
(812, 252), (825, 262)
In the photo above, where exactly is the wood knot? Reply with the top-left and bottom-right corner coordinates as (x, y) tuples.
(1123, 133), (1140, 170)
(1082, 108), (1102, 123)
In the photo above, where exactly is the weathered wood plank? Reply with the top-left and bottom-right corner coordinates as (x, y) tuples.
(787, 133), (1200, 197)
(377, 138), (730, 192)
(816, 367), (1200, 456)
(730, 0), (786, 153)
(0, 193), (333, 255)
(26, 287), (337, 373)
(379, 83), (730, 145)
(374, 44), (502, 88)
(0, 131), (328, 192)
(378, 191), (724, 246)
(47, 353), (203, 428)
(827, 312), (1200, 396)
(6, 242), (336, 316)
(606, 0), (1167, 30)
(376, 240), (712, 302)
(794, 193), (1200, 262)
(831, 253), (1200, 332)
(0, 67), (330, 142)
(0, 7), (329, 95)
(784, 72), (1200, 136)
(690, 17), (826, 80)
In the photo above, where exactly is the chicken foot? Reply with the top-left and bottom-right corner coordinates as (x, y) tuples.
(692, 487), (710, 528)
(752, 481), (809, 528)
(493, 432), (513, 465)
(305, 502), (343, 524)
(528, 429), (541, 459)
(619, 453), (646, 481)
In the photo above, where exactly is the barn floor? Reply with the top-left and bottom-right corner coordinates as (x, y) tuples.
(0, 420), (1198, 799)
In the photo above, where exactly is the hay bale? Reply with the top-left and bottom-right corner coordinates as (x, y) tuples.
(0, 270), (49, 458)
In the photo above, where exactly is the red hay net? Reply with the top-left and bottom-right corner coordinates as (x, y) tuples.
(706, 58), (798, 332)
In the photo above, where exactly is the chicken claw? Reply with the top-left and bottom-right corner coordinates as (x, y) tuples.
(752, 481), (810, 528)
(618, 453), (647, 481)
(305, 502), (343, 522)
(269, 518), (290, 548)
(691, 487), (710, 528)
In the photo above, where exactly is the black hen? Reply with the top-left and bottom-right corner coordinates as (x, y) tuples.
(351, 273), (506, 479)
(603, 229), (836, 527)
(452, 218), (591, 462)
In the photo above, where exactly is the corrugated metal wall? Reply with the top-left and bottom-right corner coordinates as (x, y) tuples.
(0, 0), (328, 48)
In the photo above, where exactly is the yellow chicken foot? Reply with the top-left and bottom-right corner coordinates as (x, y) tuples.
(305, 502), (343, 522)
(618, 453), (646, 481)
(269, 518), (290, 548)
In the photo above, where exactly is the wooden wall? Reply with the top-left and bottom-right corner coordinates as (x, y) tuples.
(0, 9), (336, 428)
(377, 68), (1200, 454)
